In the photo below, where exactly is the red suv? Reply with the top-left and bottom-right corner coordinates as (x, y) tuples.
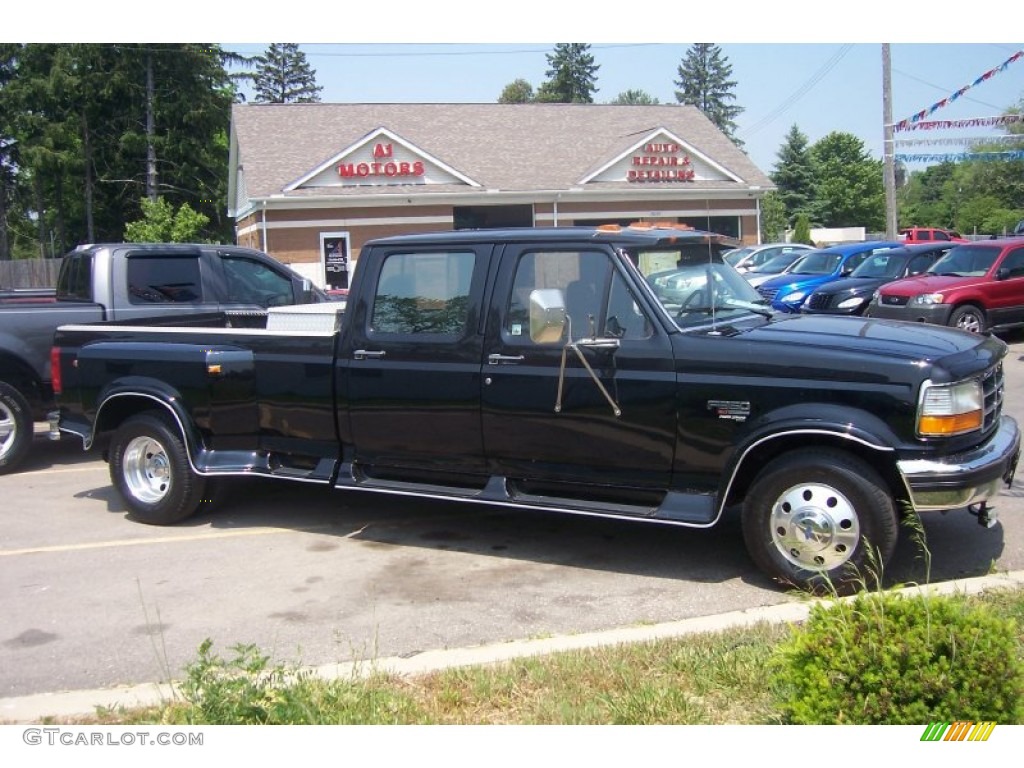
(866, 238), (1024, 333)
(899, 226), (969, 244)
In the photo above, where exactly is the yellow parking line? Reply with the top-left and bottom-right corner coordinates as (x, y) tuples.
(12, 465), (107, 476)
(0, 525), (341, 557)
(1, 509), (461, 557)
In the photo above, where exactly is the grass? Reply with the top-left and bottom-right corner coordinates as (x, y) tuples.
(39, 585), (1024, 726)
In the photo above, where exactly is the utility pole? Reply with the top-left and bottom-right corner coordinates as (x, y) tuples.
(882, 44), (898, 238)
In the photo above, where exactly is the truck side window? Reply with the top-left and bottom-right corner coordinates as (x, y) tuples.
(222, 256), (294, 307)
(126, 256), (203, 304)
(605, 271), (652, 340)
(56, 252), (93, 301)
(371, 251), (475, 336)
(506, 250), (651, 342)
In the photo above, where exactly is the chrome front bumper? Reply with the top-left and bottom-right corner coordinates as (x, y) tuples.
(897, 415), (1020, 512)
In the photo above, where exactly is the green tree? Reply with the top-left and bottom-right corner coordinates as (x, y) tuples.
(759, 190), (788, 243)
(810, 131), (885, 230)
(897, 161), (957, 229)
(674, 43), (744, 145)
(537, 44), (599, 104)
(498, 79), (534, 104)
(252, 43), (322, 104)
(770, 125), (815, 226)
(0, 44), (236, 253)
(124, 197), (210, 243)
(610, 89), (660, 105)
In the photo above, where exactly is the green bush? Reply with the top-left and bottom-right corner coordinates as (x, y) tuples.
(791, 213), (813, 245)
(773, 590), (1024, 724)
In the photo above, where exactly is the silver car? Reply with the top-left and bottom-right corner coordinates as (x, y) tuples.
(724, 243), (814, 273)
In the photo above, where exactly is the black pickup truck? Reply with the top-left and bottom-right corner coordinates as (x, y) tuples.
(52, 226), (1020, 591)
(0, 242), (325, 474)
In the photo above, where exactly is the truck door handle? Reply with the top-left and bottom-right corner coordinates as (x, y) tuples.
(353, 349), (386, 360)
(488, 353), (525, 365)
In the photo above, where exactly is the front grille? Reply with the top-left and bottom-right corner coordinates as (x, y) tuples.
(982, 363), (1004, 432)
(805, 292), (832, 310)
(880, 294), (910, 307)
(757, 286), (779, 303)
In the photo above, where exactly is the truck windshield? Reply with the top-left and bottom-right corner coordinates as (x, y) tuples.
(633, 247), (772, 329)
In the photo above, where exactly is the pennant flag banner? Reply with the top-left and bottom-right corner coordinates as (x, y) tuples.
(895, 135), (1024, 147)
(896, 150), (1024, 163)
(895, 114), (1024, 132)
(893, 50), (1023, 131)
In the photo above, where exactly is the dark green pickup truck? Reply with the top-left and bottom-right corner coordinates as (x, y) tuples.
(52, 226), (1020, 591)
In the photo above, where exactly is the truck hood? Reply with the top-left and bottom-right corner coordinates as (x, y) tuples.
(727, 313), (1005, 381)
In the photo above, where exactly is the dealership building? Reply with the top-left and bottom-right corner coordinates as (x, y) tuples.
(227, 102), (774, 288)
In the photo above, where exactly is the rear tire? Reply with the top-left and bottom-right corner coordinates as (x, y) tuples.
(0, 382), (33, 475)
(109, 411), (209, 525)
(741, 448), (898, 594)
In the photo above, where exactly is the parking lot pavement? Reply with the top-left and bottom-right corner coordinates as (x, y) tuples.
(2, 329), (1024, 714)
(4, 569), (1024, 724)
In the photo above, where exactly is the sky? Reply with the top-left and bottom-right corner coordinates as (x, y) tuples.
(9, 3), (1024, 176)
(224, 41), (1024, 174)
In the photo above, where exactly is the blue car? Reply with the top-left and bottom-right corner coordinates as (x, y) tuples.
(755, 241), (903, 312)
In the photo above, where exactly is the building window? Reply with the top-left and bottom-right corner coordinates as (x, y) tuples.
(454, 205), (533, 229)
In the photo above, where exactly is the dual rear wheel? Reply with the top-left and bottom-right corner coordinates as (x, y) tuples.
(109, 411), (210, 525)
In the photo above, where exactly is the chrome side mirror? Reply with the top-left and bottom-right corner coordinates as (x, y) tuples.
(529, 288), (567, 344)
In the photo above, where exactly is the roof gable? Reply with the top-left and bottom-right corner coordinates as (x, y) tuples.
(579, 128), (744, 185)
(285, 127), (480, 190)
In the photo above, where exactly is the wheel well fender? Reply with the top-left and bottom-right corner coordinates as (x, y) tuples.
(721, 407), (909, 513)
(94, 390), (204, 471)
(950, 301), (987, 317)
(0, 350), (45, 411)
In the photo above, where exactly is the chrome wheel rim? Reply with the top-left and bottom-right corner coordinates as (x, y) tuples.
(123, 436), (171, 504)
(956, 312), (982, 333)
(769, 482), (860, 571)
(0, 402), (16, 459)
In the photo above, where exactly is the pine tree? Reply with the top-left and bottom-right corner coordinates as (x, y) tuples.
(771, 124), (816, 226)
(253, 44), (322, 104)
(674, 43), (743, 144)
(537, 44), (599, 104)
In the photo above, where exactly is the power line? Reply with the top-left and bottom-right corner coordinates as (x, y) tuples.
(892, 68), (1003, 112)
(739, 45), (854, 139)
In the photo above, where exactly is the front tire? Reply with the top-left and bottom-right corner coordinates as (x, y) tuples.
(948, 304), (987, 333)
(741, 448), (898, 593)
(109, 411), (208, 525)
(0, 382), (33, 475)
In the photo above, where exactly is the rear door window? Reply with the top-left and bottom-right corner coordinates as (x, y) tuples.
(370, 250), (476, 337)
(126, 256), (203, 304)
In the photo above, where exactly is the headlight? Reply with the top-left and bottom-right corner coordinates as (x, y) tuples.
(837, 296), (867, 310)
(918, 379), (983, 436)
(910, 293), (945, 306)
(779, 291), (806, 304)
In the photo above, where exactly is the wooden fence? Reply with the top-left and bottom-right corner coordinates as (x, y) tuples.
(0, 259), (61, 288)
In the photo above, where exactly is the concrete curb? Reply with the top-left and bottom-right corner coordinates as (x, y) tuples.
(3, 571), (1024, 724)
